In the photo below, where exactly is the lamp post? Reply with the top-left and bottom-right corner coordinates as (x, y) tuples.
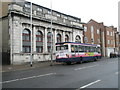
(30, 2), (33, 67)
(50, 0), (53, 66)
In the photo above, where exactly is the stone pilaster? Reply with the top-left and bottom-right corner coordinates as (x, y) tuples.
(43, 27), (48, 53)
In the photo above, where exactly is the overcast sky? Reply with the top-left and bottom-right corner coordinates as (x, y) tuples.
(27, 0), (119, 28)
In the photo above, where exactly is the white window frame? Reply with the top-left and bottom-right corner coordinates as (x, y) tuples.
(107, 31), (109, 35)
(37, 7), (42, 12)
(97, 29), (99, 34)
(48, 10), (51, 14)
(111, 32), (113, 36)
(25, 4), (30, 8)
(84, 26), (87, 32)
(57, 13), (61, 17)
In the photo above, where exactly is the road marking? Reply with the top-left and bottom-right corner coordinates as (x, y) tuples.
(74, 64), (99, 71)
(0, 73), (56, 84)
(78, 80), (101, 89)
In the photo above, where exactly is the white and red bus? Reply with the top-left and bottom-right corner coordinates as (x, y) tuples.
(56, 42), (101, 64)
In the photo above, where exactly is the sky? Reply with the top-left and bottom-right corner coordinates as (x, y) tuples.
(27, 0), (119, 28)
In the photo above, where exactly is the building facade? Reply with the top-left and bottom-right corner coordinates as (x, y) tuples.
(82, 19), (119, 57)
(104, 26), (118, 57)
(82, 19), (106, 57)
(1, 1), (83, 65)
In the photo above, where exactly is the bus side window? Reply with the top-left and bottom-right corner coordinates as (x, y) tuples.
(64, 45), (68, 50)
(56, 46), (60, 51)
(75, 45), (78, 52)
(90, 47), (94, 52)
(86, 46), (89, 52)
(82, 46), (86, 52)
(71, 45), (75, 52)
(79, 45), (84, 52)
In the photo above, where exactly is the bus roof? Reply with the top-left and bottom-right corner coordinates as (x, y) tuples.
(56, 42), (100, 47)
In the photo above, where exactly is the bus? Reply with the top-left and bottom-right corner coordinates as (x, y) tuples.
(55, 42), (101, 64)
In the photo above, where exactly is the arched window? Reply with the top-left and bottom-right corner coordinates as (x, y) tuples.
(75, 35), (81, 43)
(47, 32), (52, 53)
(36, 31), (43, 53)
(57, 34), (61, 43)
(65, 35), (69, 42)
(22, 29), (30, 41)
(36, 31), (43, 42)
(84, 37), (88, 43)
(22, 29), (31, 53)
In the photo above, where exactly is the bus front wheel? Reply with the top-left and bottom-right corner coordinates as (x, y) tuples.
(94, 57), (98, 61)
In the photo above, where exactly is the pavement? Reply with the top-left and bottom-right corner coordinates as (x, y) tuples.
(1, 60), (59, 72)
(0, 57), (115, 73)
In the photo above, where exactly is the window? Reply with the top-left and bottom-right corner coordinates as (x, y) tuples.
(71, 45), (75, 52)
(78, 45), (84, 52)
(25, 3), (30, 8)
(65, 35), (69, 42)
(107, 31), (109, 35)
(91, 26), (94, 33)
(56, 45), (68, 51)
(111, 32), (113, 36)
(91, 26), (94, 40)
(23, 46), (31, 53)
(47, 32), (52, 43)
(22, 29), (30, 41)
(36, 31), (43, 53)
(85, 46), (90, 52)
(36, 46), (43, 53)
(64, 16), (67, 19)
(97, 29), (99, 34)
(36, 31), (43, 42)
(75, 45), (78, 52)
(48, 10), (51, 14)
(22, 29), (31, 53)
(76, 19), (80, 23)
(75, 35), (81, 43)
(48, 46), (51, 53)
(57, 13), (61, 17)
(57, 34), (61, 43)
(47, 32), (52, 53)
(37, 7), (42, 12)
(84, 26), (87, 32)
(84, 37), (88, 43)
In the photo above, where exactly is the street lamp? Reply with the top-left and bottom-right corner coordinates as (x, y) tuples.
(30, 2), (33, 67)
(50, 0), (53, 66)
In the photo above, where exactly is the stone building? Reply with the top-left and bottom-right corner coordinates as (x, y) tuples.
(1, 1), (83, 65)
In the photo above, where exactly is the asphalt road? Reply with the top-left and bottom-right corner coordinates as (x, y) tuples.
(2, 58), (119, 89)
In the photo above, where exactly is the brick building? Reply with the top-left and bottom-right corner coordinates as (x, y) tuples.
(104, 26), (116, 57)
(82, 19), (106, 57)
(82, 19), (119, 57)
(1, 0), (83, 65)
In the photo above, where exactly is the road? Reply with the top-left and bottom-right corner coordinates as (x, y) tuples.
(2, 58), (119, 89)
